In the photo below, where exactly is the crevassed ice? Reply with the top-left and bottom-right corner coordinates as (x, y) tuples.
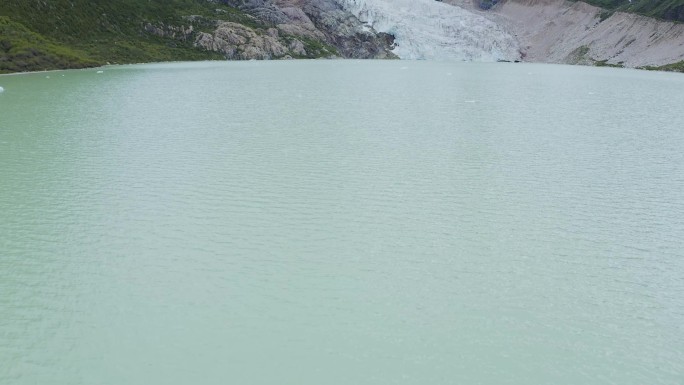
(335, 0), (521, 61)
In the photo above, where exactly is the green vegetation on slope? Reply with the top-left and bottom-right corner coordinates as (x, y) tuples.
(0, 0), (261, 73)
(639, 60), (684, 72)
(0, 0), (264, 42)
(0, 16), (100, 73)
(0, 0), (342, 73)
(578, 0), (684, 22)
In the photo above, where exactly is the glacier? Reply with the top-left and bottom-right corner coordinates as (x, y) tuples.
(334, 0), (521, 61)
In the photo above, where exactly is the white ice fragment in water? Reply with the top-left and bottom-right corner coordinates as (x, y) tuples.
(97, 70), (104, 74)
(0, 86), (4, 93)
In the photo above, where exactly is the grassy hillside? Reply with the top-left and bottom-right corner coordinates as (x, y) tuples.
(0, 16), (101, 73)
(0, 0), (256, 73)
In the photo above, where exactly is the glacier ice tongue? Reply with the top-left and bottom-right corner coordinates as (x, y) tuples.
(334, 0), (521, 61)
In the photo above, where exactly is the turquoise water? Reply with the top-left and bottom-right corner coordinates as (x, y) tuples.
(1, 61), (683, 384)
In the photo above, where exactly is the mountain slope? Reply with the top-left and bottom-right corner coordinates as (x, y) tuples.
(0, 16), (100, 73)
(1, 0), (684, 74)
(0, 0), (395, 73)
(577, 0), (684, 22)
(0, 0), (240, 73)
(445, 0), (684, 69)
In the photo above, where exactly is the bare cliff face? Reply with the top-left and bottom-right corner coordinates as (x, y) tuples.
(445, 0), (684, 68)
(223, 0), (684, 68)
(293, 0), (397, 59)
(193, 0), (397, 59)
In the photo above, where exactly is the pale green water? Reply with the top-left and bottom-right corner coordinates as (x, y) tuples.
(1, 61), (683, 384)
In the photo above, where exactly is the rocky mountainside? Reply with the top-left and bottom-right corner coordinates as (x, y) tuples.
(0, 0), (396, 73)
(195, 0), (396, 60)
(577, 0), (684, 22)
(1, 0), (684, 73)
(448, 0), (684, 69)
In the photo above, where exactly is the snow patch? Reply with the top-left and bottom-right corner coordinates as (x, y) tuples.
(335, 0), (521, 61)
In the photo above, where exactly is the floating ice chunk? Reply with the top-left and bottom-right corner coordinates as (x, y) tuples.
(0, 86), (4, 93)
(97, 70), (104, 74)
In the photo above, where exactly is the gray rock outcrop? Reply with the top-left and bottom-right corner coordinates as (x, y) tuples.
(193, 0), (397, 59)
(299, 0), (397, 59)
(195, 22), (290, 59)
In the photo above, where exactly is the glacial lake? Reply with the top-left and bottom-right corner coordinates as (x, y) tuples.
(1, 61), (683, 384)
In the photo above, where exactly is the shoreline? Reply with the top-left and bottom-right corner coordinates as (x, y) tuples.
(0, 66), (103, 77)
(1, 58), (681, 79)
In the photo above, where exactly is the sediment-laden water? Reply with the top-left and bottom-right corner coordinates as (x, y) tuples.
(1, 61), (683, 384)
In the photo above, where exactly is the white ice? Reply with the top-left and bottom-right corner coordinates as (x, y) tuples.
(335, 0), (521, 61)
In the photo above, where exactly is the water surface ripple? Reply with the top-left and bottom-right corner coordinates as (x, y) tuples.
(1, 61), (683, 384)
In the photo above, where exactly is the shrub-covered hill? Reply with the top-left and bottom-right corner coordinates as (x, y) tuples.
(0, 0), (399, 74)
(0, 16), (101, 73)
(0, 0), (264, 73)
(0, 0), (345, 73)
